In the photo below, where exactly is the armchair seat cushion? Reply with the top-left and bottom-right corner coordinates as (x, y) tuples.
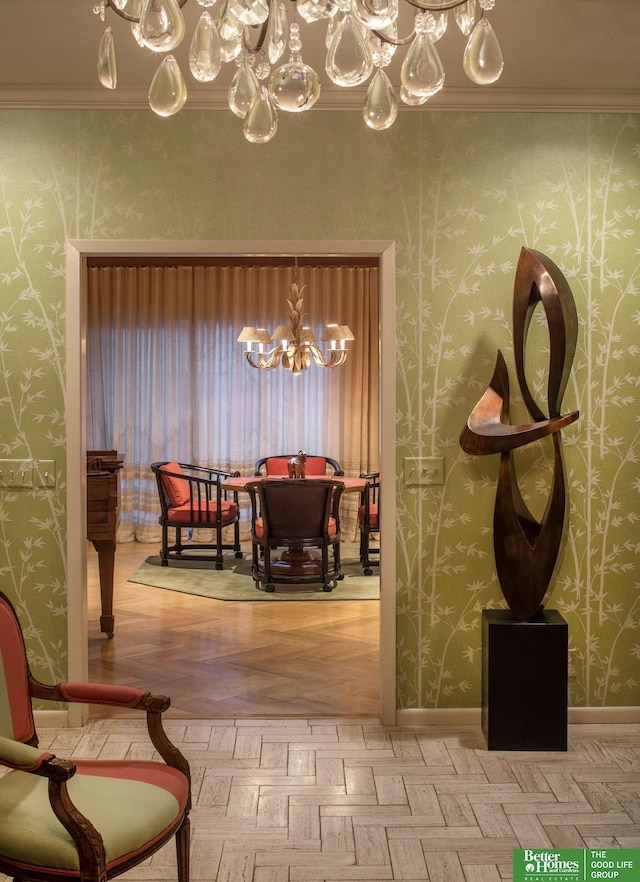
(166, 500), (239, 526)
(358, 503), (379, 529)
(254, 515), (338, 541)
(0, 760), (189, 872)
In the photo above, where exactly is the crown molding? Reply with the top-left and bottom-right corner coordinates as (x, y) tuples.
(1, 84), (639, 113)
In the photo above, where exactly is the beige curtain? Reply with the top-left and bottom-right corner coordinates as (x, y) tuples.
(86, 263), (379, 543)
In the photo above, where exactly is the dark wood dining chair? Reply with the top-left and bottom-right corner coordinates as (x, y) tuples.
(247, 478), (344, 593)
(151, 461), (242, 569)
(254, 454), (344, 477)
(358, 472), (380, 575)
(0, 588), (191, 882)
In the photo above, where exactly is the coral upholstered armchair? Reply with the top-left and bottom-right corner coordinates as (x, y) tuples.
(247, 479), (344, 594)
(151, 461), (243, 569)
(0, 588), (191, 882)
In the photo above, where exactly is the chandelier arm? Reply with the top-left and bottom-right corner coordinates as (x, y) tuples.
(308, 345), (348, 369)
(307, 344), (329, 368)
(372, 27), (415, 48)
(246, 349), (283, 370)
(330, 350), (348, 368)
(105, 0), (190, 24)
(406, 0), (474, 9)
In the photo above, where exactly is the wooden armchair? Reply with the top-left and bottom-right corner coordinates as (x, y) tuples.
(358, 472), (380, 575)
(247, 479), (344, 593)
(254, 454), (344, 477)
(0, 588), (191, 882)
(151, 461), (242, 570)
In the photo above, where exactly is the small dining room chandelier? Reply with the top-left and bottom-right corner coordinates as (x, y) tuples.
(93, 0), (502, 143)
(237, 282), (354, 374)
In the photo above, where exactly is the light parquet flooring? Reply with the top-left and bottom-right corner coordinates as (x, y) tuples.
(5, 546), (638, 882)
(87, 542), (380, 719)
(8, 717), (640, 882)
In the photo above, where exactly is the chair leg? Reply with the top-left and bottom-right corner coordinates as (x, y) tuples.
(215, 524), (223, 570)
(161, 523), (169, 566)
(175, 815), (190, 882)
(263, 546), (275, 591)
(251, 541), (260, 577)
(361, 530), (373, 576)
(233, 518), (242, 559)
(334, 540), (342, 580)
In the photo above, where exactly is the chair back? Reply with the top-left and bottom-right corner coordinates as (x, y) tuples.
(360, 472), (380, 513)
(151, 461), (236, 514)
(250, 479), (344, 545)
(0, 590), (37, 744)
(255, 455), (344, 477)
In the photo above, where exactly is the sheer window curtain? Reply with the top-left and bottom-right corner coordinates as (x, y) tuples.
(86, 263), (379, 544)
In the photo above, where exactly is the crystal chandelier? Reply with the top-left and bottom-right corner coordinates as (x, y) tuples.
(94, 0), (502, 142)
(237, 282), (354, 374)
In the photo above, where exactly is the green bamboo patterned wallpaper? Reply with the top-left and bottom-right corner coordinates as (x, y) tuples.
(0, 109), (637, 710)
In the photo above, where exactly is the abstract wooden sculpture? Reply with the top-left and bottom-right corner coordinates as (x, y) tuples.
(460, 247), (579, 621)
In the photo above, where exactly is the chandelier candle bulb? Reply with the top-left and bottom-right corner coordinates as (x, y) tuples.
(95, 0), (502, 141)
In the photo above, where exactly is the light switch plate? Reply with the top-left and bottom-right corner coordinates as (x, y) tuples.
(34, 459), (56, 488)
(403, 456), (445, 486)
(0, 459), (34, 488)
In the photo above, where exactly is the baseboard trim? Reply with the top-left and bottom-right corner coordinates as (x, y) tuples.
(396, 706), (640, 727)
(396, 708), (482, 726)
(34, 709), (70, 728)
(568, 706), (640, 724)
(35, 706), (640, 729)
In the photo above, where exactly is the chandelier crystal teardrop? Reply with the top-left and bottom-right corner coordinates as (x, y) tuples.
(94, 0), (501, 140)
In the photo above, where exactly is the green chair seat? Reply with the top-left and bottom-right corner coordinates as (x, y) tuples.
(0, 759), (188, 872)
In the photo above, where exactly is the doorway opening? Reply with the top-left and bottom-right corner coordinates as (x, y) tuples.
(66, 239), (397, 725)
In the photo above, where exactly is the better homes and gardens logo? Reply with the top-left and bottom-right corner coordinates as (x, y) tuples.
(514, 849), (638, 881)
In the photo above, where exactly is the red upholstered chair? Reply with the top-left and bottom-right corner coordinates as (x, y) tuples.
(358, 472), (380, 575)
(151, 461), (242, 570)
(0, 588), (191, 882)
(247, 479), (344, 593)
(254, 454), (344, 477)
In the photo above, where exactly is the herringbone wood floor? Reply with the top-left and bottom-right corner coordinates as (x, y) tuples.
(87, 542), (380, 719)
(2, 545), (637, 882)
(9, 717), (640, 882)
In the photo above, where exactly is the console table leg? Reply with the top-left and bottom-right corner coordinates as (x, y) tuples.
(92, 539), (116, 638)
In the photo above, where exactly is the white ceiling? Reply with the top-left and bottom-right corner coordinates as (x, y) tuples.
(0, 0), (638, 112)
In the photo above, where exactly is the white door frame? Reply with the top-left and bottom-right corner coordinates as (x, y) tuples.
(65, 238), (397, 726)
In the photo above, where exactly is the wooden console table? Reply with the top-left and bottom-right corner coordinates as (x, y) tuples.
(87, 450), (124, 638)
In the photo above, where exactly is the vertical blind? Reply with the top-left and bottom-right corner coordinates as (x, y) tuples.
(86, 263), (380, 542)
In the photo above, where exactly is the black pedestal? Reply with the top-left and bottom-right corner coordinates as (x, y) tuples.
(482, 609), (568, 751)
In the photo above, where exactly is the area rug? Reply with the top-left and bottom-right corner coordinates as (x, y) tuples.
(127, 544), (379, 601)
